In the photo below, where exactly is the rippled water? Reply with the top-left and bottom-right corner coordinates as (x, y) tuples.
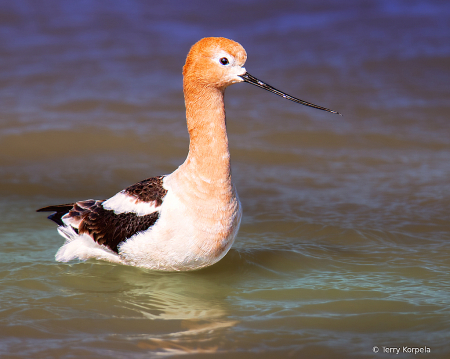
(1, 0), (450, 357)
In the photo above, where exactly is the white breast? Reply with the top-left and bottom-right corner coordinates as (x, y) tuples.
(118, 174), (242, 271)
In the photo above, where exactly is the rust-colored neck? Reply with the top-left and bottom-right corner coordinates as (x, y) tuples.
(181, 78), (231, 185)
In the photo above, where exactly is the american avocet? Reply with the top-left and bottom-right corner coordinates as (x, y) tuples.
(37, 37), (340, 271)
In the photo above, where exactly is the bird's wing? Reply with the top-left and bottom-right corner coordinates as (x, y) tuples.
(37, 176), (168, 253)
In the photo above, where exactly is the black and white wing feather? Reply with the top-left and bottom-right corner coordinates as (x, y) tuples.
(37, 176), (167, 253)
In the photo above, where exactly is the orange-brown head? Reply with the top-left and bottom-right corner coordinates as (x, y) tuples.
(183, 37), (341, 115)
(183, 37), (248, 90)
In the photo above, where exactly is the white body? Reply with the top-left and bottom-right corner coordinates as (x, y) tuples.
(56, 169), (242, 271)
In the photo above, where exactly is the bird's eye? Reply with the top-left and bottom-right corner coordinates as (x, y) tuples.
(220, 57), (229, 65)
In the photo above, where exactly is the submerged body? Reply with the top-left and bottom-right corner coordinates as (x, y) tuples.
(38, 37), (339, 271)
(51, 173), (241, 271)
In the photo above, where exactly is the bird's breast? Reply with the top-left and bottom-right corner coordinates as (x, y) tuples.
(163, 173), (241, 252)
(119, 173), (241, 271)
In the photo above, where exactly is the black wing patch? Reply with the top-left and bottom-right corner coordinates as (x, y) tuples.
(77, 201), (160, 253)
(37, 176), (168, 253)
(37, 203), (77, 226)
(124, 176), (167, 204)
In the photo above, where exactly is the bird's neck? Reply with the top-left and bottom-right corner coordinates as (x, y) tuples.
(180, 81), (231, 185)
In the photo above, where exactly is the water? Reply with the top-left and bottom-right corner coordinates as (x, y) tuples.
(1, 0), (449, 357)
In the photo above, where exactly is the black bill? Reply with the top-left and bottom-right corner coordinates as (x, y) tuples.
(239, 72), (341, 116)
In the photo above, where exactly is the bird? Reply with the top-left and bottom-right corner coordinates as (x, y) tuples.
(37, 37), (340, 271)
